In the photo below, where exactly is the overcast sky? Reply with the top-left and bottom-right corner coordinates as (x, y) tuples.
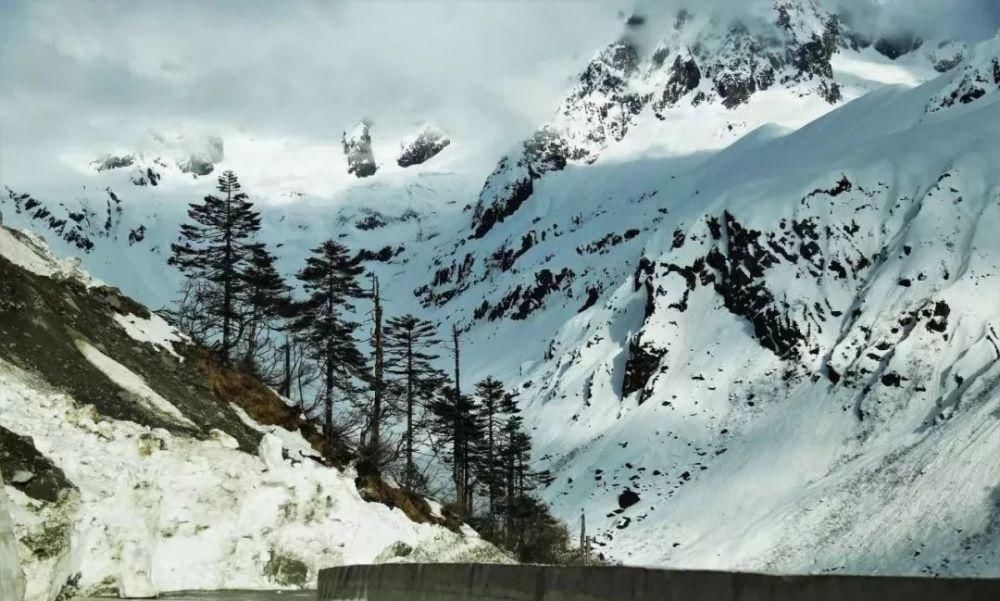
(1, 0), (998, 195)
(0, 0), (627, 186)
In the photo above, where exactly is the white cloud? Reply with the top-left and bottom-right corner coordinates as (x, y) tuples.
(0, 0), (996, 197)
(0, 0), (627, 185)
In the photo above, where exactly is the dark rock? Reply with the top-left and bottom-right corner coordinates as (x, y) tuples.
(343, 121), (378, 178)
(397, 128), (451, 167)
(92, 154), (135, 172)
(618, 489), (640, 509)
(874, 33), (923, 60)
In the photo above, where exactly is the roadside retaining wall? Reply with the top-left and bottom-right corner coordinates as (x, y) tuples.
(318, 563), (1000, 601)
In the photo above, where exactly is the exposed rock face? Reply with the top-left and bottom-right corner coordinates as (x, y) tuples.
(929, 41), (969, 73)
(343, 121), (377, 178)
(91, 154), (135, 172)
(874, 33), (924, 60)
(397, 127), (451, 167)
(2, 185), (135, 254)
(928, 35), (1000, 112)
(471, 127), (568, 239)
(0, 469), (26, 601)
(652, 54), (701, 114)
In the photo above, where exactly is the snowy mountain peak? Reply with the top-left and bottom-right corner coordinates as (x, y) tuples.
(468, 1), (859, 239)
(88, 133), (225, 186)
(928, 33), (1000, 112)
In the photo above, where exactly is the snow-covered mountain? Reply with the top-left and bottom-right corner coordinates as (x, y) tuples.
(2, 0), (1000, 579)
(0, 226), (504, 600)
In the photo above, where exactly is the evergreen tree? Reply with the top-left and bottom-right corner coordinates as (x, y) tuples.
(169, 170), (262, 360)
(385, 314), (445, 488)
(475, 377), (506, 536)
(291, 240), (366, 450)
(239, 244), (290, 369)
(428, 383), (483, 515)
(360, 274), (389, 475)
(498, 390), (533, 542)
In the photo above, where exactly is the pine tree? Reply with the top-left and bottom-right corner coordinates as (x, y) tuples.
(291, 240), (366, 450)
(499, 390), (531, 542)
(475, 377), (506, 536)
(385, 314), (445, 489)
(449, 325), (467, 511)
(239, 244), (290, 369)
(427, 383), (483, 516)
(169, 170), (262, 360)
(360, 274), (388, 475)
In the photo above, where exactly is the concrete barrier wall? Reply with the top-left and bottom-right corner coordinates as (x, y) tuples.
(318, 563), (1000, 601)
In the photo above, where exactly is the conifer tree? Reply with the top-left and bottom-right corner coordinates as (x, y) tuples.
(428, 383), (483, 515)
(169, 170), (262, 360)
(239, 244), (290, 369)
(361, 274), (388, 474)
(475, 377), (506, 536)
(385, 314), (445, 488)
(499, 390), (532, 541)
(291, 240), (366, 449)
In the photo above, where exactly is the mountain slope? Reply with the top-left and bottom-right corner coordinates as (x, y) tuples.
(0, 1), (997, 578)
(0, 225), (503, 600)
(432, 33), (1000, 574)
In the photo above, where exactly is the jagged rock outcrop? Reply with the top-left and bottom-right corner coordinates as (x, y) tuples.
(928, 34), (1000, 112)
(928, 40), (969, 73)
(471, 127), (568, 239)
(343, 121), (377, 178)
(91, 154), (136, 172)
(397, 127), (451, 167)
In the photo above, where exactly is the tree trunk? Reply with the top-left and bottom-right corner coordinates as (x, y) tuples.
(487, 409), (495, 535)
(452, 324), (464, 513)
(370, 276), (384, 463)
(281, 341), (291, 398)
(405, 336), (414, 488)
(506, 453), (515, 543)
(222, 185), (233, 361)
(324, 348), (334, 448)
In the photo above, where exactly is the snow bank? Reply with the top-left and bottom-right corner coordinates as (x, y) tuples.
(112, 312), (186, 360)
(0, 361), (505, 599)
(0, 226), (103, 288)
(75, 339), (196, 428)
(0, 470), (26, 601)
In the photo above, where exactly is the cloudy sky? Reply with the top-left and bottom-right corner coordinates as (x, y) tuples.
(1, 0), (998, 196)
(0, 0), (627, 189)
